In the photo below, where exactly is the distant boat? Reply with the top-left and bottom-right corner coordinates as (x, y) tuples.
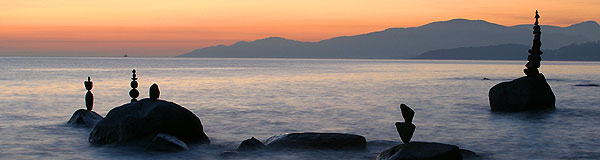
(124, 54), (128, 57)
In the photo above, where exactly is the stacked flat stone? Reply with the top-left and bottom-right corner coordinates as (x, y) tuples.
(129, 69), (139, 102)
(395, 104), (415, 144)
(524, 10), (543, 76)
(84, 77), (94, 111)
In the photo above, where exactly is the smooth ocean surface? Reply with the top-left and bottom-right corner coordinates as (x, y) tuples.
(0, 57), (599, 160)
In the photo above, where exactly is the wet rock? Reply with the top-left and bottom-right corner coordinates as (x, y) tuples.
(89, 98), (210, 146)
(236, 137), (266, 152)
(395, 122), (415, 144)
(67, 109), (103, 128)
(376, 142), (463, 160)
(459, 149), (479, 159)
(265, 132), (366, 150)
(575, 84), (599, 87)
(489, 74), (555, 112)
(146, 133), (189, 151)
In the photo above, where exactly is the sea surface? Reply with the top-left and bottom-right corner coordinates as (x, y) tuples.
(0, 57), (599, 160)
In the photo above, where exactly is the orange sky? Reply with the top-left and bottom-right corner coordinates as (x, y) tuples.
(1, 0), (599, 56)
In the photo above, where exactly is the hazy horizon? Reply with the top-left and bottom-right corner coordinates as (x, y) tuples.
(2, 0), (600, 57)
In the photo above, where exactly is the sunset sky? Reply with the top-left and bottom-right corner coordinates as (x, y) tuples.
(1, 0), (599, 56)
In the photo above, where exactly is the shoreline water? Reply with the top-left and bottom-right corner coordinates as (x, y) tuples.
(1, 57), (599, 159)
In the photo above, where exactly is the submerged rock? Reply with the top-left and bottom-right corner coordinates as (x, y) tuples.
(489, 74), (555, 112)
(265, 132), (366, 150)
(89, 98), (210, 146)
(236, 137), (266, 152)
(67, 109), (103, 128)
(146, 133), (189, 151)
(376, 142), (463, 160)
(574, 84), (599, 87)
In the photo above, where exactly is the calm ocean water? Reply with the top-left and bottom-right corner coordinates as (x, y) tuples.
(0, 57), (599, 160)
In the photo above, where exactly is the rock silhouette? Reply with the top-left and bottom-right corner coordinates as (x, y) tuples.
(89, 98), (210, 146)
(67, 109), (103, 128)
(380, 104), (471, 160)
(149, 83), (160, 100)
(376, 142), (463, 160)
(129, 69), (139, 102)
(146, 133), (190, 151)
(84, 77), (93, 111)
(264, 132), (366, 150)
(489, 11), (555, 112)
(236, 137), (266, 152)
(395, 122), (416, 145)
(68, 76), (103, 128)
(396, 104), (415, 144)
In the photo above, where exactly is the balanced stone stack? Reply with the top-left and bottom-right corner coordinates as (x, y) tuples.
(89, 72), (209, 150)
(67, 77), (103, 128)
(524, 10), (543, 76)
(395, 104), (415, 144)
(129, 69), (140, 102)
(377, 104), (464, 160)
(488, 11), (555, 112)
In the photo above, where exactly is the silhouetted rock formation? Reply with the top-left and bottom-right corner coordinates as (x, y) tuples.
(376, 142), (462, 160)
(379, 104), (473, 160)
(149, 83), (160, 100)
(236, 137), (266, 152)
(524, 10), (543, 76)
(396, 104), (416, 144)
(84, 77), (93, 111)
(129, 69), (139, 102)
(264, 132), (367, 150)
(146, 133), (190, 151)
(68, 77), (103, 128)
(489, 11), (556, 112)
(489, 75), (556, 111)
(89, 98), (210, 146)
(67, 109), (103, 128)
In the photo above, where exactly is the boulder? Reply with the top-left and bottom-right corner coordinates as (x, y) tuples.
(265, 132), (366, 150)
(67, 109), (103, 128)
(376, 142), (463, 160)
(89, 98), (210, 146)
(489, 74), (555, 112)
(146, 133), (189, 151)
(236, 137), (266, 152)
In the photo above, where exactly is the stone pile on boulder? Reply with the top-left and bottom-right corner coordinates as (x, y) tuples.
(376, 104), (467, 160)
(89, 84), (210, 150)
(489, 11), (555, 112)
(68, 77), (103, 128)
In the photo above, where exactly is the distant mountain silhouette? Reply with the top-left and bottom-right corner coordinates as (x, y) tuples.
(415, 41), (600, 61)
(179, 19), (600, 59)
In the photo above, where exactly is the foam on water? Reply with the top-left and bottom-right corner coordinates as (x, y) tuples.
(0, 57), (599, 159)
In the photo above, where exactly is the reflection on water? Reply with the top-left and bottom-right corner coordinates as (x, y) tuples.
(0, 57), (599, 159)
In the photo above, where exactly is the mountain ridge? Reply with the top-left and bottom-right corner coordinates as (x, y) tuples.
(179, 19), (600, 59)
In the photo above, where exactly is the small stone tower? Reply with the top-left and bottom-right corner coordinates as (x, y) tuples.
(395, 104), (415, 144)
(129, 69), (139, 102)
(84, 77), (94, 111)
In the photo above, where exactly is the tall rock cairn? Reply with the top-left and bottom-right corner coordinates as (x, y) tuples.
(524, 10), (543, 76)
(84, 77), (94, 111)
(129, 69), (140, 102)
(395, 104), (415, 144)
